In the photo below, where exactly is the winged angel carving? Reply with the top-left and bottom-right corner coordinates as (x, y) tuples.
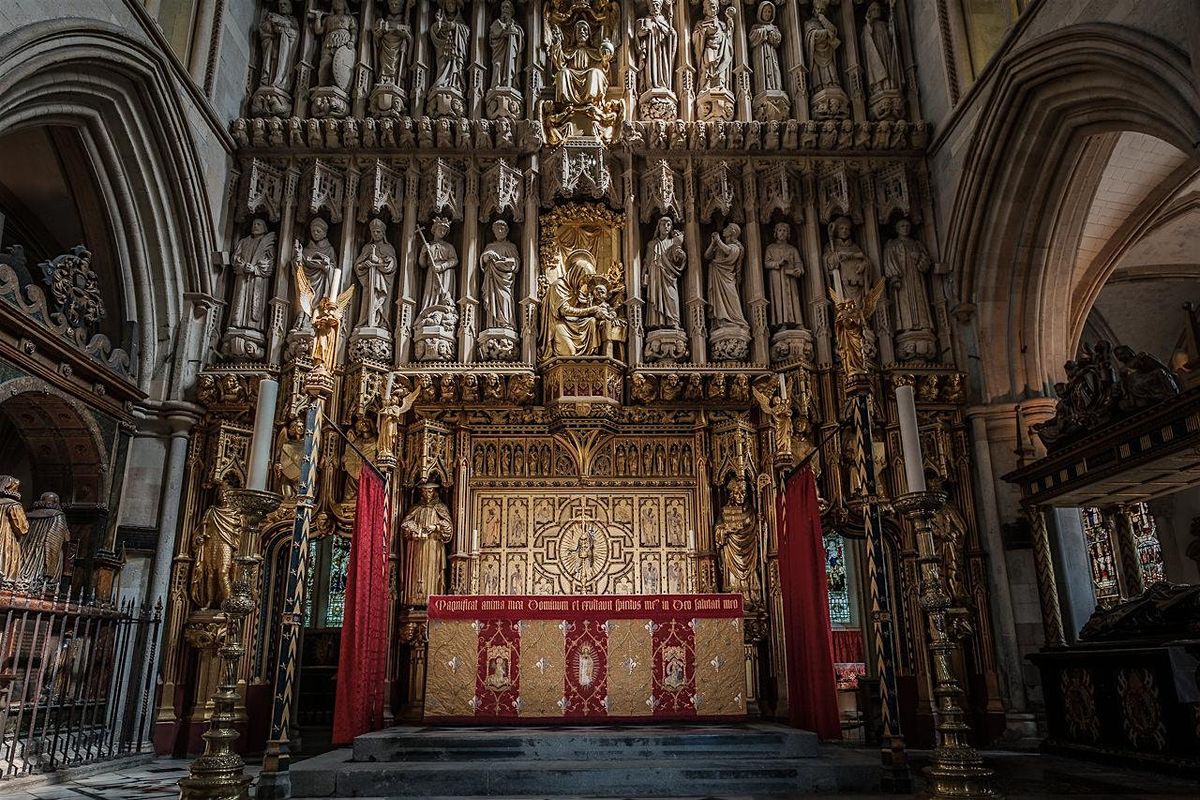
(830, 279), (885, 380)
(295, 259), (354, 372)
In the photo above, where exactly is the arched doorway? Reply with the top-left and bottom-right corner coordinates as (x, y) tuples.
(0, 376), (109, 584)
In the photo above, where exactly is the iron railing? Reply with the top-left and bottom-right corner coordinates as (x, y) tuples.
(0, 583), (161, 780)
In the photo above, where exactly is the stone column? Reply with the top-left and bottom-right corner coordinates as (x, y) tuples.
(965, 411), (1028, 714)
(837, 0), (866, 120)
(187, 0), (219, 89)
(520, 163), (540, 364)
(1050, 507), (1097, 640)
(352, 0), (376, 117)
(674, 0), (695, 121)
(394, 163), (421, 363)
(267, 166), (302, 367)
(458, 164), (482, 361)
(799, 171), (832, 365)
(731, 1), (753, 121)
(891, 0), (921, 121)
(1109, 504), (1147, 599)
(621, 0), (638, 124)
(1029, 506), (1065, 647)
(857, 173), (895, 365)
(468, 0), (487, 118)
(741, 167), (769, 364)
(683, 161), (707, 364)
(623, 158), (645, 367)
(781, 0), (810, 120)
(410, 0), (432, 116)
(524, 0), (545, 119)
(294, 0), (320, 118)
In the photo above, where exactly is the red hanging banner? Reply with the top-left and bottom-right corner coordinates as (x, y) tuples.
(776, 467), (842, 739)
(332, 467), (390, 745)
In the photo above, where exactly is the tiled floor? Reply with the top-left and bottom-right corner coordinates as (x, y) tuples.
(0, 751), (1195, 799)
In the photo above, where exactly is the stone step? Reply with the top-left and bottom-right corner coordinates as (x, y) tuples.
(290, 731), (880, 798)
(350, 725), (819, 763)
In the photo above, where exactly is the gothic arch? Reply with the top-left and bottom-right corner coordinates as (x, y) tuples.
(0, 19), (223, 397)
(0, 376), (108, 506)
(942, 24), (1200, 403)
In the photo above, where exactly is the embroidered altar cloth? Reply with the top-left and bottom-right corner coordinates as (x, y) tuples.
(424, 594), (746, 722)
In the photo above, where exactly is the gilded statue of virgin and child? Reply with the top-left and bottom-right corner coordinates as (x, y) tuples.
(540, 250), (626, 361)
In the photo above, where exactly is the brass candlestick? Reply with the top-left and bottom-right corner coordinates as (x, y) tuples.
(893, 491), (997, 800)
(180, 488), (282, 800)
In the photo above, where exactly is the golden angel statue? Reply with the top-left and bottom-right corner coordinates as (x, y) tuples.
(296, 264), (354, 372)
(377, 378), (420, 463)
(831, 278), (885, 381)
(752, 377), (794, 459)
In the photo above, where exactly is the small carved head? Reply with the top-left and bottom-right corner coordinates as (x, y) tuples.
(500, 0), (515, 19)
(431, 216), (451, 239)
(773, 222), (790, 242)
(703, 0), (719, 18)
(278, 0), (293, 13)
(726, 476), (747, 506)
(387, 0), (403, 13)
(33, 492), (61, 510)
(492, 219), (510, 240)
(722, 222), (741, 242)
(288, 417), (305, 438)
(828, 215), (852, 241)
(867, 1), (884, 22)
(251, 218), (269, 236)
(574, 19), (591, 43)
(894, 217), (912, 238)
(757, 1), (775, 24)
(331, 0), (347, 14)
(656, 216), (674, 238)
(649, 0), (663, 14)
(369, 217), (387, 240)
(309, 216), (329, 241)
(417, 481), (441, 503)
(0, 475), (20, 500)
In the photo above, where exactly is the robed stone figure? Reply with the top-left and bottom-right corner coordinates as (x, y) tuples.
(294, 217), (336, 330)
(764, 222), (805, 328)
(0, 476), (28, 580)
(643, 217), (686, 330)
(480, 220), (519, 330)
(353, 218), (398, 330)
(190, 484), (241, 610)
(489, 0), (524, 90)
(400, 483), (454, 606)
(705, 223), (749, 333)
(636, 0), (677, 95)
(715, 478), (760, 604)
(19, 492), (69, 585)
(228, 218), (276, 334)
(431, 0), (469, 96)
(418, 217), (458, 314)
(882, 218), (933, 336)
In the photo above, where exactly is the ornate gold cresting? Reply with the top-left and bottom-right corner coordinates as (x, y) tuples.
(893, 490), (996, 800)
(180, 488), (281, 800)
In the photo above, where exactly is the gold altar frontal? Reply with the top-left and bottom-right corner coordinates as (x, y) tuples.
(424, 594), (746, 722)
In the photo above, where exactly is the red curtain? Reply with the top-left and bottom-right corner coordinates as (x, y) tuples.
(776, 467), (841, 739)
(332, 467), (390, 745)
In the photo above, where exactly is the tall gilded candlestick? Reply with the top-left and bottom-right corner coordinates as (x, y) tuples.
(893, 491), (996, 799)
(179, 488), (281, 800)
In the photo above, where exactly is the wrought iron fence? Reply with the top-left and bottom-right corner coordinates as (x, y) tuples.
(0, 583), (161, 780)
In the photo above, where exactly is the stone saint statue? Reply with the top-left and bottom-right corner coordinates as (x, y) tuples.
(429, 0), (469, 117)
(310, 0), (358, 116)
(883, 217), (934, 358)
(342, 416), (378, 503)
(715, 477), (760, 604)
(705, 223), (749, 333)
(294, 217), (336, 330)
(252, 0), (300, 115)
(764, 222), (805, 328)
(545, 17), (618, 139)
(374, 0), (412, 87)
(353, 218), (398, 330)
(693, 0), (734, 94)
(418, 217), (458, 314)
(190, 484), (241, 610)
(400, 482), (454, 606)
(480, 219), (520, 330)
(636, 0), (677, 96)
(861, 1), (903, 119)
(0, 476), (28, 580)
(489, 0), (524, 90)
(643, 216), (687, 330)
(19, 493), (70, 585)
(224, 218), (276, 358)
(750, 2), (784, 94)
(823, 215), (871, 306)
(804, 0), (842, 91)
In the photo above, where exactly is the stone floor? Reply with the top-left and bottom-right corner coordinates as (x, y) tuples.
(0, 751), (1195, 799)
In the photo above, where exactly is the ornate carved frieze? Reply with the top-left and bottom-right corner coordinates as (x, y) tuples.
(299, 158), (346, 222)
(240, 158), (285, 222)
(418, 157), (466, 222)
(357, 159), (406, 223)
(480, 159), (525, 222)
(639, 159), (684, 223)
(629, 371), (757, 406)
(699, 160), (739, 223)
(541, 141), (616, 205)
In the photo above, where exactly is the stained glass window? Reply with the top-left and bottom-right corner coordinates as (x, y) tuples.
(324, 536), (352, 628)
(1080, 508), (1120, 606)
(824, 531), (851, 626)
(1127, 504), (1165, 586)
